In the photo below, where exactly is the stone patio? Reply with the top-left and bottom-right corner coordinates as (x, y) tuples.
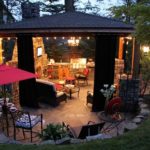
(0, 75), (150, 144)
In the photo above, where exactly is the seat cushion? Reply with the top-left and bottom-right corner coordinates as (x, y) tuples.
(56, 91), (65, 98)
(54, 83), (64, 91)
(15, 114), (41, 128)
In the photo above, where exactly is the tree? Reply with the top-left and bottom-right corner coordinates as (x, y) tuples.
(3, 0), (27, 20)
(65, 0), (75, 12)
(108, 0), (135, 23)
(109, 0), (150, 93)
(131, 1), (150, 44)
(109, 0), (150, 44)
(140, 50), (150, 96)
(40, 0), (64, 15)
(78, 0), (100, 15)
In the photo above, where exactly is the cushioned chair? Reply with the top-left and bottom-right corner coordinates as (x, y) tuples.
(75, 68), (89, 85)
(36, 79), (67, 106)
(9, 110), (43, 142)
(63, 121), (105, 139)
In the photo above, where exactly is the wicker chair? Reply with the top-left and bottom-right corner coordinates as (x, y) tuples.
(75, 68), (89, 85)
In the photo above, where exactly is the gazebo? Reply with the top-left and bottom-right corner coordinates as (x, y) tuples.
(0, 11), (134, 111)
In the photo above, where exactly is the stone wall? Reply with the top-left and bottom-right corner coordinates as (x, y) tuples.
(33, 37), (48, 77)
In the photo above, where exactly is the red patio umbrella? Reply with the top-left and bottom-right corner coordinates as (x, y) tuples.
(0, 64), (36, 104)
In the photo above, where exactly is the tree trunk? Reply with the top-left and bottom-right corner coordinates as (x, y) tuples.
(65, 0), (75, 12)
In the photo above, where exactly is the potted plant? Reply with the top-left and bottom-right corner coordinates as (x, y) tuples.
(100, 84), (116, 108)
(39, 123), (70, 144)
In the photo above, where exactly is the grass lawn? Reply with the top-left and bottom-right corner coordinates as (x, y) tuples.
(0, 116), (150, 150)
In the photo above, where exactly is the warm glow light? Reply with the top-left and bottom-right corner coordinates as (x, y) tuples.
(49, 59), (55, 64)
(54, 37), (57, 39)
(125, 36), (132, 40)
(142, 46), (150, 53)
(68, 37), (80, 46)
(87, 37), (90, 40)
(70, 58), (87, 69)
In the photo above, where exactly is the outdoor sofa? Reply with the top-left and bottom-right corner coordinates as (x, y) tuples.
(35, 79), (67, 106)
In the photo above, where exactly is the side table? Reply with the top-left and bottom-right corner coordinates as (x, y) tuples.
(64, 84), (80, 99)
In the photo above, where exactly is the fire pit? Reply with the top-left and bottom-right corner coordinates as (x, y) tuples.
(98, 111), (125, 136)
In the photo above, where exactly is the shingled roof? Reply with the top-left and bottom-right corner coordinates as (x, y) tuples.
(0, 11), (134, 35)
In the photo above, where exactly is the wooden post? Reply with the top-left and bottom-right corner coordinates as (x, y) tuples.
(17, 34), (38, 108)
(92, 34), (118, 112)
(132, 39), (140, 79)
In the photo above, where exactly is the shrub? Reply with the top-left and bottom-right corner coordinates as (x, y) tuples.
(39, 123), (69, 141)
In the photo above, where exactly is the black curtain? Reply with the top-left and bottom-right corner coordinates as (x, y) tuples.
(17, 34), (38, 108)
(92, 34), (118, 112)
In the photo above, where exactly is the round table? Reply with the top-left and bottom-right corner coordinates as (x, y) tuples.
(65, 77), (76, 85)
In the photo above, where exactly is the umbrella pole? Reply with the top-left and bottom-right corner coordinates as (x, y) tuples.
(3, 85), (7, 104)
(2, 85), (8, 114)
(2, 85), (9, 136)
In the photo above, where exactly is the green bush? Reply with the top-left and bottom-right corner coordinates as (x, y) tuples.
(39, 123), (69, 141)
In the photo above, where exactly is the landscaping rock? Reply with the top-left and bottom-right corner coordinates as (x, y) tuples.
(8, 140), (23, 144)
(0, 133), (9, 143)
(86, 134), (112, 141)
(140, 109), (150, 116)
(70, 138), (86, 144)
(124, 122), (138, 131)
(118, 128), (125, 135)
(40, 140), (55, 145)
(138, 98), (144, 102)
(135, 115), (145, 119)
(55, 137), (70, 145)
(139, 103), (148, 109)
(132, 117), (142, 124)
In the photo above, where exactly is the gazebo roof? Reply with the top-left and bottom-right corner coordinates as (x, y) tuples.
(0, 11), (134, 36)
